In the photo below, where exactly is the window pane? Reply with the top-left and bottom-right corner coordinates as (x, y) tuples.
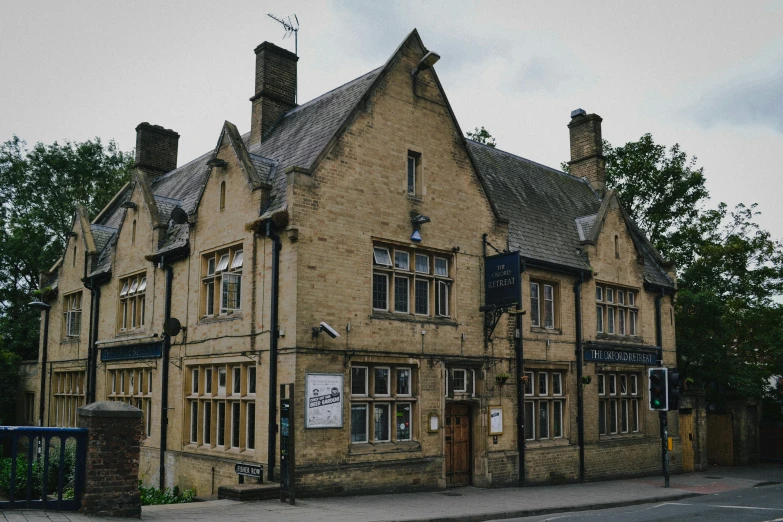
(630, 375), (638, 395)
(217, 402), (225, 445)
(207, 257), (216, 276)
(436, 280), (449, 316)
(190, 402), (198, 443)
(619, 375), (627, 395)
(609, 375), (616, 395)
(435, 257), (448, 276)
(230, 250), (243, 270)
(452, 370), (466, 392)
(630, 311), (637, 335)
(524, 402), (535, 440)
(396, 403), (411, 441)
(216, 253), (229, 272)
(374, 403), (390, 441)
(205, 369), (212, 394)
(552, 373), (562, 395)
(351, 367), (367, 395)
(247, 402), (255, 449)
(129, 279), (139, 294)
(203, 402), (212, 444)
(394, 251), (409, 270)
(598, 402), (606, 435)
(415, 280), (429, 314)
(221, 273), (241, 312)
(596, 306), (604, 332)
(218, 367), (226, 395)
(632, 400), (639, 432)
(351, 404), (368, 442)
(628, 292), (635, 306)
(373, 247), (392, 266)
(374, 368), (389, 395)
(233, 367), (241, 394)
(231, 402), (240, 447)
(407, 156), (416, 195)
(539, 402), (549, 439)
(530, 283), (540, 327)
(138, 277), (147, 293)
(621, 400), (629, 433)
(248, 367), (256, 394)
(617, 290), (624, 305)
(192, 369), (199, 395)
(618, 309), (625, 335)
(524, 372), (533, 395)
(397, 368), (411, 395)
(206, 281), (215, 315)
(606, 288), (614, 303)
(394, 276), (409, 313)
(553, 401), (563, 438)
(538, 373), (548, 395)
(596, 286), (603, 301)
(607, 307), (615, 333)
(544, 285), (554, 328)
(610, 401), (618, 433)
(373, 273), (388, 310)
(415, 254), (429, 274)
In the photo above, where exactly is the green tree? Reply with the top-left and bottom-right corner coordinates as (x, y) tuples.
(601, 134), (783, 404)
(0, 136), (133, 365)
(466, 126), (496, 147)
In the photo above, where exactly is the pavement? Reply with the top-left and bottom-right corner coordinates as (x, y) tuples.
(2, 463), (782, 522)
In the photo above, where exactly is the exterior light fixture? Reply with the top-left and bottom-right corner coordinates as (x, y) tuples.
(411, 51), (441, 76)
(410, 214), (431, 243)
(121, 201), (138, 210)
(65, 231), (78, 238)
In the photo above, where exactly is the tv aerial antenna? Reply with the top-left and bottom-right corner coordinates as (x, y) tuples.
(267, 13), (299, 56)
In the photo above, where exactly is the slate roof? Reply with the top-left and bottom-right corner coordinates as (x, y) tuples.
(468, 140), (675, 288)
(468, 140), (599, 271)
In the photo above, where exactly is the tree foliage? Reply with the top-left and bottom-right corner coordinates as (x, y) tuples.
(466, 126), (496, 147)
(604, 134), (783, 404)
(0, 136), (133, 361)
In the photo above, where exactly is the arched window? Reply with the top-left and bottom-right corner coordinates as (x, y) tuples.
(614, 235), (620, 258)
(132, 220), (137, 244)
(220, 181), (226, 210)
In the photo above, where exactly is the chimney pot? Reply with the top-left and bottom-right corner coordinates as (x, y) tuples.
(250, 42), (298, 145)
(134, 123), (179, 177)
(567, 111), (605, 193)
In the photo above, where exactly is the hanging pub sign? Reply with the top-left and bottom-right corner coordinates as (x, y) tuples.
(305, 373), (343, 428)
(484, 252), (521, 308)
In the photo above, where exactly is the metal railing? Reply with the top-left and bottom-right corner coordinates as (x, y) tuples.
(0, 426), (87, 511)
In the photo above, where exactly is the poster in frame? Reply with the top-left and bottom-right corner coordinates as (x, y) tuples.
(305, 373), (344, 428)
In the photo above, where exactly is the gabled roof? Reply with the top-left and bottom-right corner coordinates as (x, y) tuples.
(469, 140), (598, 272)
(214, 121), (270, 190)
(470, 140), (675, 288)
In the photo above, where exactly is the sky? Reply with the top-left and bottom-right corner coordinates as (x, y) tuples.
(2, 0), (782, 240)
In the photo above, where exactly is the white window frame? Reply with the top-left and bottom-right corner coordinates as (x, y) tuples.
(434, 257), (448, 276)
(394, 275), (409, 313)
(552, 373), (562, 396)
(538, 372), (548, 396)
(232, 366), (241, 396)
(530, 282), (540, 327)
(374, 367), (391, 396)
(397, 367), (411, 396)
(351, 403), (369, 443)
(246, 402), (255, 450)
(248, 366), (256, 395)
(373, 272), (389, 311)
(218, 367), (227, 396)
(396, 402), (412, 441)
(373, 247), (392, 267)
(230, 401), (241, 448)
(373, 403), (391, 442)
(543, 284), (555, 329)
(436, 280), (449, 317)
(414, 279), (429, 315)
(351, 366), (368, 396)
(415, 254), (429, 274)
(190, 402), (199, 444)
(394, 250), (410, 270)
(192, 369), (199, 395)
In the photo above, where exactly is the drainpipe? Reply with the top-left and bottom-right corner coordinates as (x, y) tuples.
(516, 259), (526, 484)
(88, 285), (100, 404)
(266, 222), (281, 482)
(654, 289), (663, 364)
(29, 301), (51, 426)
(158, 255), (174, 490)
(574, 273), (585, 483)
(83, 256), (94, 402)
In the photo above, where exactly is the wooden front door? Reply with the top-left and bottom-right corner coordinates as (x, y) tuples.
(707, 413), (734, 466)
(445, 403), (471, 487)
(679, 411), (695, 472)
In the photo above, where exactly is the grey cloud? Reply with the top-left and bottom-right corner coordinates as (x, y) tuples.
(511, 55), (574, 94)
(691, 67), (783, 132)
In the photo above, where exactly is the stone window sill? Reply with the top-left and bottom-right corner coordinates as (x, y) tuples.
(349, 440), (421, 455)
(530, 327), (562, 335)
(371, 312), (457, 327)
(524, 437), (571, 449)
(199, 313), (243, 325)
(595, 333), (645, 343)
(598, 433), (647, 442)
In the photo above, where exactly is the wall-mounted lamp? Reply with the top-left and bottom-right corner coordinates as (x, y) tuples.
(207, 158), (227, 168)
(411, 51), (441, 77)
(411, 213), (431, 243)
(65, 231), (78, 238)
(121, 201), (138, 210)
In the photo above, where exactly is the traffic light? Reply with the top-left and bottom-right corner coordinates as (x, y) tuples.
(667, 369), (681, 411)
(648, 368), (668, 411)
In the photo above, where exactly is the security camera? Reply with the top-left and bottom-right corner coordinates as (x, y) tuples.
(319, 321), (340, 339)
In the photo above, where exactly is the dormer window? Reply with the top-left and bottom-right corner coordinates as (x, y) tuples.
(119, 272), (146, 332)
(202, 245), (243, 317)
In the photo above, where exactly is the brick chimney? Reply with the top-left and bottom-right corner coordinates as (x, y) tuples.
(250, 42), (298, 145)
(567, 109), (605, 193)
(134, 123), (179, 177)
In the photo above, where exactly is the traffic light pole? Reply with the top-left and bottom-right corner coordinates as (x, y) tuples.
(654, 289), (669, 488)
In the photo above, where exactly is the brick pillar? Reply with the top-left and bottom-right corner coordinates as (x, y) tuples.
(78, 401), (143, 518)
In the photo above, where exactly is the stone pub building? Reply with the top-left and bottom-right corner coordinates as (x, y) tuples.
(21, 30), (680, 495)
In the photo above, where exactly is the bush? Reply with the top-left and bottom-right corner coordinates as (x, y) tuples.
(138, 482), (196, 505)
(0, 437), (77, 500)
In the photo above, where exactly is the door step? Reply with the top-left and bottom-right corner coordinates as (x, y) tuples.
(218, 482), (281, 501)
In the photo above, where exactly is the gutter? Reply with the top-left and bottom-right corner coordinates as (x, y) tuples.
(573, 273), (586, 483)
(265, 221), (282, 482)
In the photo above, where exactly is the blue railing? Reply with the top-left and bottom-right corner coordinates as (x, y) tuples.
(0, 426), (87, 511)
